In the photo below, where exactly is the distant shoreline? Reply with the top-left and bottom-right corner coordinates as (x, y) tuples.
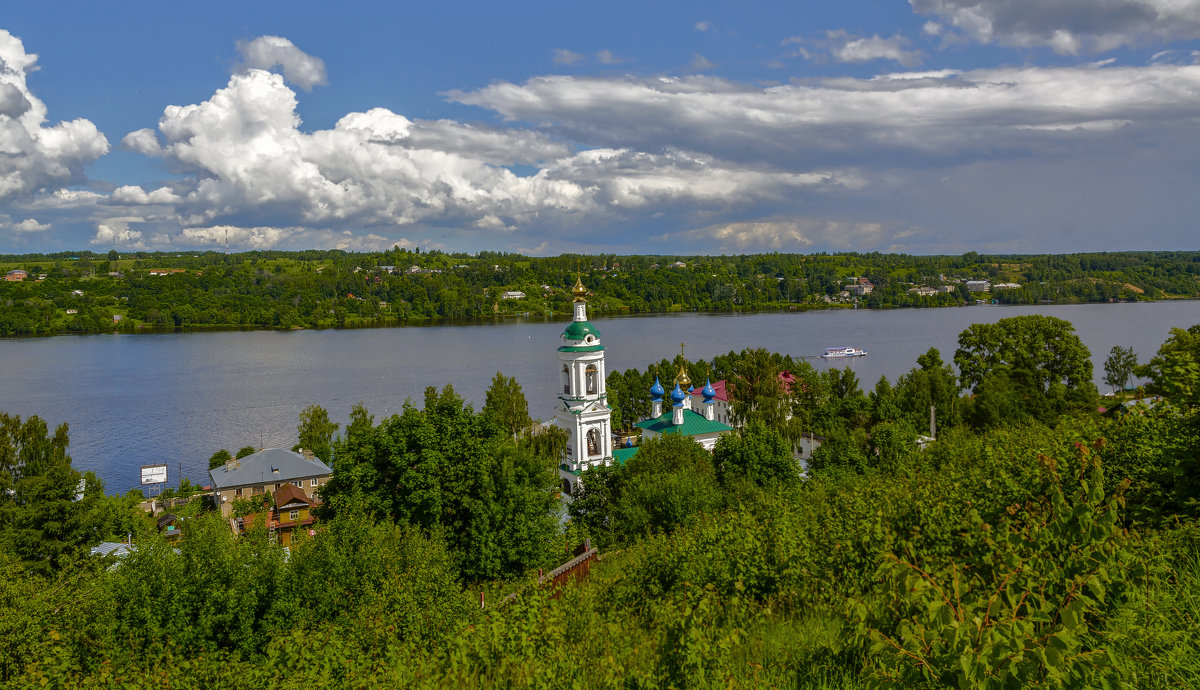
(2, 296), (1190, 340)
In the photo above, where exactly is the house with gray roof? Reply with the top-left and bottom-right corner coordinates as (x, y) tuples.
(208, 448), (332, 518)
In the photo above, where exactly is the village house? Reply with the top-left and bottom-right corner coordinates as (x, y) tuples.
(208, 447), (332, 518)
(501, 290), (526, 300)
(157, 513), (183, 540)
(992, 282), (1022, 291)
(5, 269), (28, 281)
(966, 280), (991, 292)
(233, 483), (319, 546)
(908, 286), (938, 297)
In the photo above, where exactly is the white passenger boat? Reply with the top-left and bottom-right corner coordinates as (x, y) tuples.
(820, 346), (867, 358)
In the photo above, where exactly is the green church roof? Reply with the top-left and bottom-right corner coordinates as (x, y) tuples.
(612, 447), (639, 464)
(635, 409), (734, 437)
(562, 320), (600, 341)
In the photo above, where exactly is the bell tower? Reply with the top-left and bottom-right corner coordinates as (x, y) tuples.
(555, 275), (612, 479)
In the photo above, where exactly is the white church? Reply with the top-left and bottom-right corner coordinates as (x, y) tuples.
(555, 276), (733, 495)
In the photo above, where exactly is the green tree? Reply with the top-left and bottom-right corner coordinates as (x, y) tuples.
(320, 385), (558, 581)
(0, 413), (113, 575)
(894, 348), (961, 436)
(1103, 345), (1138, 394)
(294, 404), (338, 463)
(954, 315), (1094, 394)
(955, 315), (1097, 426)
(481, 371), (532, 437)
(570, 434), (719, 547)
(236, 445), (257, 459)
(345, 401), (375, 442)
(1135, 324), (1200, 404)
(712, 422), (799, 488)
(208, 448), (232, 470)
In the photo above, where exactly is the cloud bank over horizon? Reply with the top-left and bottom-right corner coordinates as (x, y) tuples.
(2, 2), (1199, 255)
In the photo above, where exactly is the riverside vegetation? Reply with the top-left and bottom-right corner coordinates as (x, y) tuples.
(2, 318), (1199, 687)
(1, 248), (1198, 334)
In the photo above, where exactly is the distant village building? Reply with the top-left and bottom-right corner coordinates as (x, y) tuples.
(148, 269), (185, 276)
(668, 261), (687, 268)
(965, 280), (991, 292)
(992, 282), (1022, 291)
(845, 283), (873, 296)
(65, 309), (78, 315)
(501, 290), (526, 300)
(937, 285), (956, 293)
(908, 286), (938, 297)
(208, 448), (332, 518)
(5, 269), (27, 281)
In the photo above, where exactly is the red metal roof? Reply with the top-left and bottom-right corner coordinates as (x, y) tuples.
(689, 379), (729, 402)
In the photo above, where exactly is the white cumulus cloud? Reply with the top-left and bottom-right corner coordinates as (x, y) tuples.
(91, 221), (145, 249)
(235, 35), (327, 90)
(0, 30), (110, 203)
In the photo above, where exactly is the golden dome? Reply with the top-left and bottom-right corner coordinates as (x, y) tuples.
(572, 275), (588, 302)
(674, 363), (691, 388)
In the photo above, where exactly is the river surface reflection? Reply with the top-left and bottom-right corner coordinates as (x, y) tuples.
(1, 301), (1196, 492)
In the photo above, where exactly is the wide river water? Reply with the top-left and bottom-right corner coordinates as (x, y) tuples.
(2, 301), (1197, 493)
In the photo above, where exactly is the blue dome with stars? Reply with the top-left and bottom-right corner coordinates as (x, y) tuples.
(702, 378), (716, 403)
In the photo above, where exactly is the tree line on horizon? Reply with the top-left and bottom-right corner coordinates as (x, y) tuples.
(1, 248), (1197, 335)
(1, 317), (1199, 686)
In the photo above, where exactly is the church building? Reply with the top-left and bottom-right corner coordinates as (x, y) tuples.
(634, 365), (733, 451)
(555, 276), (614, 494)
(555, 277), (733, 495)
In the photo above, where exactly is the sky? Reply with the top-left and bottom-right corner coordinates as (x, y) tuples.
(1, 1), (1198, 256)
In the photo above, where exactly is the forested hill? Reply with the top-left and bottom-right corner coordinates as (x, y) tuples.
(1, 248), (1197, 335)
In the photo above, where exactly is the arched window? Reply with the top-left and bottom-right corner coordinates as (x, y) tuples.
(561, 478), (572, 496)
(562, 364), (570, 394)
(587, 428), (600, 456)
(585, 364), (597, 395)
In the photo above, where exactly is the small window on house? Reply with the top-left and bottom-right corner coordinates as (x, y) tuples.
(293, 481), (301, 488)
(253, 486), (263, 494)
(235, 488), (243, 497)
(310, 478), (318, 487)
(289, 510), (299, 521)
(274, 483), (280, 491)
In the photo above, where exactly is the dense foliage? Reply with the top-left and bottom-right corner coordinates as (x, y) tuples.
(2, 248), (1197, 335)
(1, 318), (1198, 687)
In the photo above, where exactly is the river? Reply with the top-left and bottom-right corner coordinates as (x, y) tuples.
(1, 301), (1196, 492)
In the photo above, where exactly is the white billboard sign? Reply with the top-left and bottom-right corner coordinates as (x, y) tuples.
(140, 464), (168, 485)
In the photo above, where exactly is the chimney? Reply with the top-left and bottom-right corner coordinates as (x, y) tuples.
(301, 448), (315, 461)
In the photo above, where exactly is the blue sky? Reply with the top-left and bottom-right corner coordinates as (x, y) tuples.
(2, 1), (1198, 255)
